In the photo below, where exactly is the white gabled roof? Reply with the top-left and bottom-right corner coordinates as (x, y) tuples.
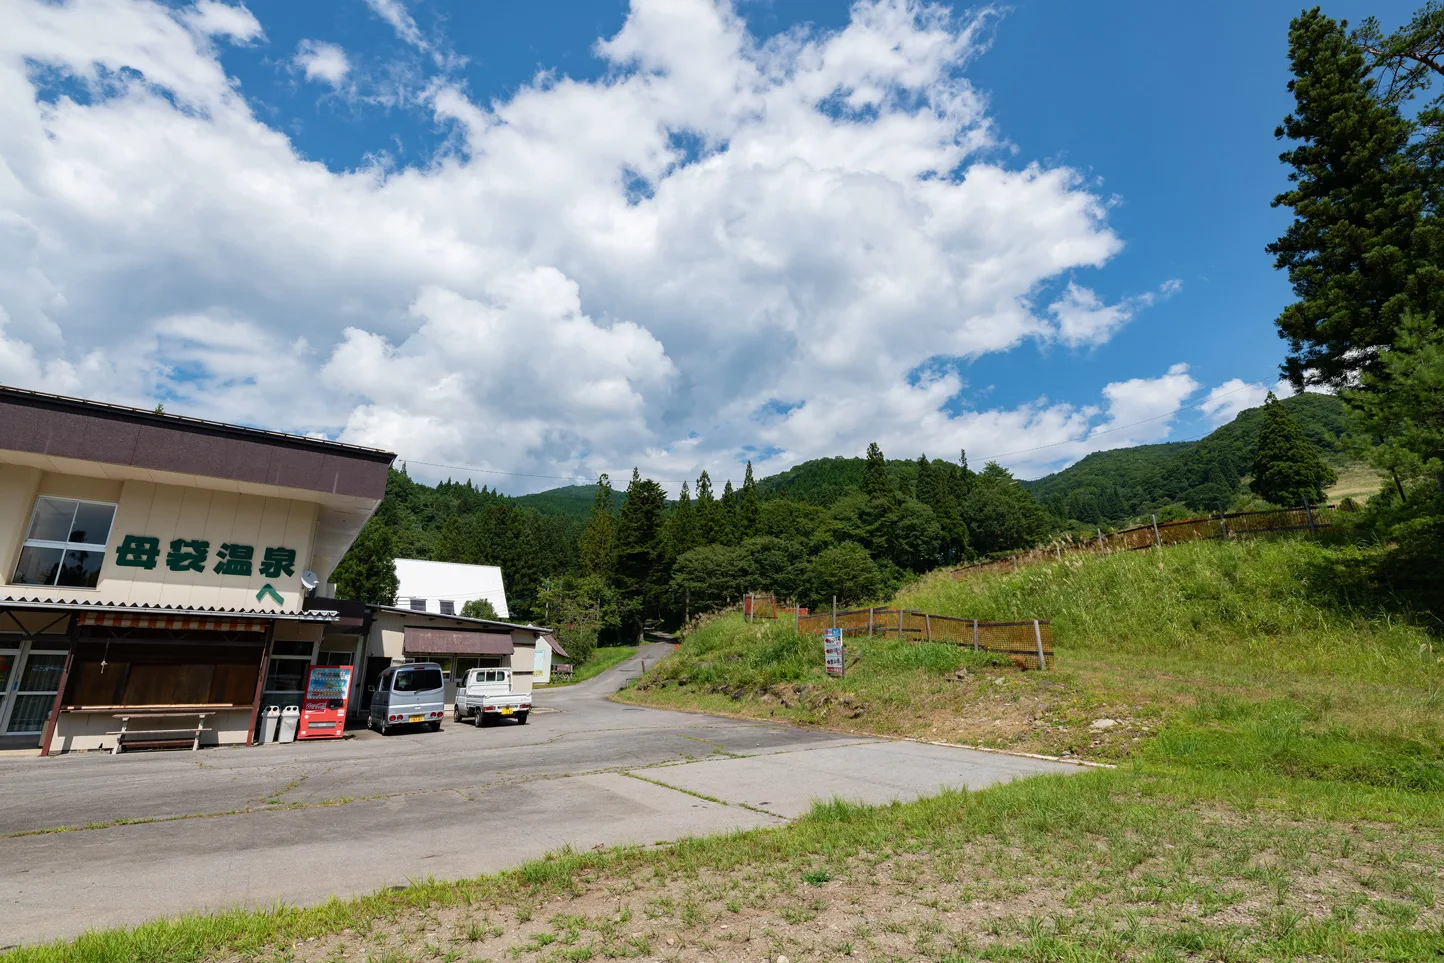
(393, 558), (509, 618)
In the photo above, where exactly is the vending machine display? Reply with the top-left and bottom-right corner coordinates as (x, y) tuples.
(298, 665), (352, 740)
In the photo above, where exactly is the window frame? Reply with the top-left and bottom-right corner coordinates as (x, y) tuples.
(11, 496), (117, 589)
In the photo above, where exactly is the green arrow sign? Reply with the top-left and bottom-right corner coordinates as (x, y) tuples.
(256, 584), (284, 605)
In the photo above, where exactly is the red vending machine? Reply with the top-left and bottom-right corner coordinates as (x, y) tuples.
(298, 664), (352, 740)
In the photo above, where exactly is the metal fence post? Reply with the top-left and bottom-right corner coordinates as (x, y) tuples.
(868, 607), (874, 636)
(1097, 527), (1105, 552)
(1220, 508), (1228, 537)
(832, 596), (837, 632)
(972, 618), (980, 651)
(1304, 498), (1316, 534)
(1152, 513), (1161, 548)
(925, 613), (932, 641)
(897, 607), (904, 640)
(1033, 620), (1046, 670)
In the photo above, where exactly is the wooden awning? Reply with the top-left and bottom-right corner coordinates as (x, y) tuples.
(76, 613), (269, 632)
(402, 627), (514, 656)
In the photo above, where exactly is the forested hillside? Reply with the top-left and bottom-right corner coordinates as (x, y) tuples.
(514, 484), (624, 522)
(333, 395), (1356, 641)
(1025, 392), (1349, 526)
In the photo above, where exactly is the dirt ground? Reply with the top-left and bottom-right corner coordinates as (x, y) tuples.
(262, 806), (1443, 963)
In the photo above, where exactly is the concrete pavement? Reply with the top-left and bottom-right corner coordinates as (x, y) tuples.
(0, 644), (1075, 948)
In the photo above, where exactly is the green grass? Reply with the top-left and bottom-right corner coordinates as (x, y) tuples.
(536, 646), (637, 686)
(7, 537), (1442, 962)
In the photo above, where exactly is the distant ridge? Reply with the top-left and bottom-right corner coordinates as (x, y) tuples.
(512, 393), (1353, 528)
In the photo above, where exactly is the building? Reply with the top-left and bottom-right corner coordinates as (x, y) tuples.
(0, 386), (393, 753)
(394, 558), (509, 618)
(532, 633), (569, 684)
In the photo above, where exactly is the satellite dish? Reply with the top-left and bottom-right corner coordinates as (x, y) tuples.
(301, 570), (319, 593)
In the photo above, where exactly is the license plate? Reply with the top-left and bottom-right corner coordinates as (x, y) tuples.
(499, 707), (513, 716)
(408, 714), (423, 723)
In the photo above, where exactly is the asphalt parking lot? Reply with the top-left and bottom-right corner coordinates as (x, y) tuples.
(0, 644), (1076, 947)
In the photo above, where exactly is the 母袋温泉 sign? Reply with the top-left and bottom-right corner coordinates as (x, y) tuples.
(113, 537), (296, 578)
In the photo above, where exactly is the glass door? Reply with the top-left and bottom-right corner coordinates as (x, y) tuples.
(0, 648), (17, 732)
(3, 648), (67, 737)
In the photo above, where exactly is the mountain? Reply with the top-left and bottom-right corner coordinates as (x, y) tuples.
(1023, 392), (1351, 525)
(514, 483), (625, 523)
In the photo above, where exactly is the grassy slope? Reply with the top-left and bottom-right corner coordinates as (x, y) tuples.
(535, 645), (637, 686)
(623, 538), (1442, 762)
(10, 539), (1443, 963)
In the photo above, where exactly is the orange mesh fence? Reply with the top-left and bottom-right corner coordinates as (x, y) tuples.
(953, 504), (1334, 582)
(797, 607), (1053, 670)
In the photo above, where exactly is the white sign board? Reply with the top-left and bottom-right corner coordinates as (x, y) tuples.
(823, 627), (845, 677)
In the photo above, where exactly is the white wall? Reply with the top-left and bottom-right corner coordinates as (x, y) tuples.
(394, 559), (509, 618)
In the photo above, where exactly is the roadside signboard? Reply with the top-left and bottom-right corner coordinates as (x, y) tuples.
(823, 628), (845, 677)
(299, 665), (352, 740)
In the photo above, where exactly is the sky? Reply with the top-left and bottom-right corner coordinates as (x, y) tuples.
(0, 0), (1422, 494)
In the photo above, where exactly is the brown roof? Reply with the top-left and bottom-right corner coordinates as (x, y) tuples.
(402, 627), (514, 656)
(541, 634), (569, 657)
(0, 596), (338, 621)
(0, 385), (393, 499)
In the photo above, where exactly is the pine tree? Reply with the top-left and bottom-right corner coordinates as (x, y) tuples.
(719, 480), (740, 546)
(694, 470), (719, 544)
(613, 469), (670, 637)
(739, 460), (760, 538)
(1269, 8), (1437, 389)
(432, 516), (468, 563)
(668, 480), (696, 554)
(1250, 393), (1338, 506)
(1345, 312), (1444, 495)
(915, 454), (970, 562)
(860, 442), (894, 503)
(332, 517), (399, 605)
(578, 474), (617, 578)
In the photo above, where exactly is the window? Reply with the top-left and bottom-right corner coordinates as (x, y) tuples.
(439, 600), (455, 616)
(11, 497), (116, 589)
(393, 667), (443, 692)
(318, 650), (353, 666)
(409, 598), (427, 612)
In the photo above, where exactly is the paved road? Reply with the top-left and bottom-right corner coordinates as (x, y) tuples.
(0, 644), (1075, 947)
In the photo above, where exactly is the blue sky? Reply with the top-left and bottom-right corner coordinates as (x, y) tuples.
(0, 0), (1420, 489)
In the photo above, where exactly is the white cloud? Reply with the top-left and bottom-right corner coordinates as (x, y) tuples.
(1200, 378), (1270, 425)
(294, 40), (350, 87)
(364, 0), (426, 49)
(0, 0), (1224, 491)
(182, 0), (262, 43)
(1048, 277), (1182, 347)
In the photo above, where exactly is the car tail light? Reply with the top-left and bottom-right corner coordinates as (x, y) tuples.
(389, 714), (397, 722)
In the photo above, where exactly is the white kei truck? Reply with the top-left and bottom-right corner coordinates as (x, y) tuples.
(452, 667), (531, 726)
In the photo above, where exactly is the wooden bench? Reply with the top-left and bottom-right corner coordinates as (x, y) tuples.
(107, 712), (214, 754)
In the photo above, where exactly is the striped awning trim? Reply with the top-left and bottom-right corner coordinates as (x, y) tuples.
(76, 613), (269, 632)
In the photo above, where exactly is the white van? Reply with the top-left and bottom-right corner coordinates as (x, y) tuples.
(368, 662), (446, 735)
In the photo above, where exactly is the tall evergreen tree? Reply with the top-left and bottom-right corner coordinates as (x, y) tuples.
(719, 480), (740, 546)
(915, 454), (970, 562)
(694, 470), (719, 544)
(433, 515), (468, 563)
(860, 442), (895, 503)
(1269, 8), (1436, 389)
(332, 517), (399, 605)
(1250, 393), (1338, 506)
(578, 474), (617, 578)
(739, 461), (760, 538)
(613, 469), (670, 637)
(668, 480), (696, 554)
(1345, 312), (1444, 494)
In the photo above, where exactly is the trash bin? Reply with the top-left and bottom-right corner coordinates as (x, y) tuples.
(259, 705), (281, 744)
(278, 705), (300, 743)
